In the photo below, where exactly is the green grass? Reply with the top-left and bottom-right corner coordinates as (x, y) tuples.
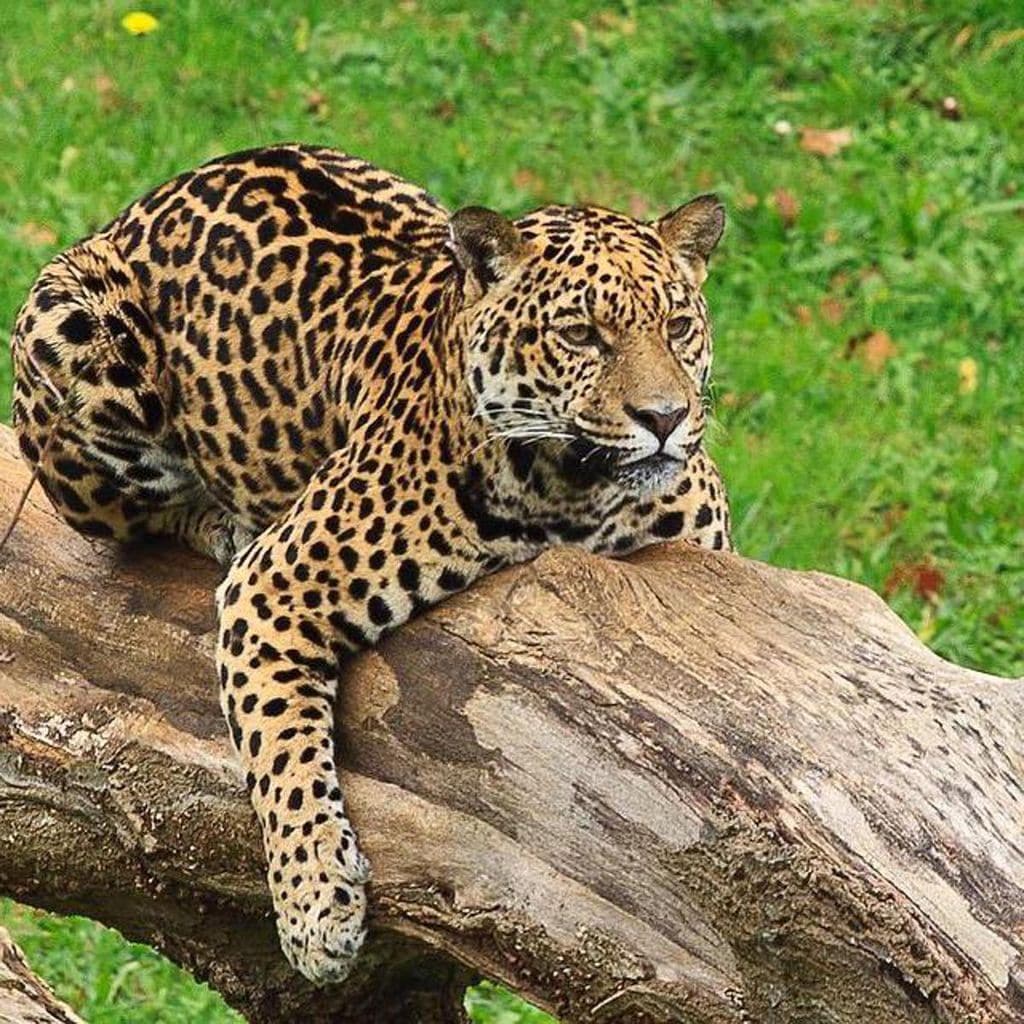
(0, 899), (242, 1023)
(1, 1), (1021, 1021)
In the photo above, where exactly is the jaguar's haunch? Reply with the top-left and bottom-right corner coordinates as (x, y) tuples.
(10, 144), (731, 984)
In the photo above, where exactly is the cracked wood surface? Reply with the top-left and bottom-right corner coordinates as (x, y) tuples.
(0, 422), (1022, 1024)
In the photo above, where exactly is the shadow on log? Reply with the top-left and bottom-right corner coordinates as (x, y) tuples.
(0, 423), (1021, 1024)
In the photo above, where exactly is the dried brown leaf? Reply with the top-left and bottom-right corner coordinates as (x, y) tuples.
(305, 89), (329, 117)
(512, 168), (545, 194)
(952, 25), (975, 51)
(719, 391), (759, 411)
(883, 561), (945, 603)
(882, 503), (909, 536)
(771, 188), (800, 228)
(799, 126), (853, 158)
(16, 222), (57, 247)
(431, 99), (457, 122)
(627, 193), (650, 219)
(985, 28), (1024, 55)
(593, 10), (636, 35)
(845, 329), (898, 372)
(819, 296), (846, 324)
(93, 73), (121, 111)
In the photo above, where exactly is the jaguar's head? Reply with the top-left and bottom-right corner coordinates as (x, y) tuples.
(451, 196), (724, 492)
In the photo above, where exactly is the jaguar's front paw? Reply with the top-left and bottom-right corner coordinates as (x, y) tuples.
(268, 820), (371, 985)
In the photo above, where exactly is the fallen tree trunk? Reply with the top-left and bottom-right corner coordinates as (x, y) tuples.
(0, 927), (84, 1024)
(0, 423), (1021, 1024)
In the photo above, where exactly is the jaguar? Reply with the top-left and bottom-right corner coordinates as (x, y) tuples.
(10, 144), (731, 983)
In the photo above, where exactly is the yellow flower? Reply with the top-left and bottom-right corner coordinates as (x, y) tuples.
(121, 11), (159, 35)
(958, 357), (979, 395)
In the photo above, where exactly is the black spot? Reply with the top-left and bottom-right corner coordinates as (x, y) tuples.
(427, 530), (453, 555)
(59, 309), (94, 344)
(53, 457), (87, 481)
(397, 559), (420, 591)
(438, 567), (467, 592)
(508, 440), (536, 481)
(653, 512), (684, 538)
(77, 519), (115, 538)
(106, 363), (140, 388)
(364, 517), (385, 545)
(263, 698), (288, 717)
(57, 482), (90, 515)
(298, 619), (325, 646)
(367, 595), (392, 625)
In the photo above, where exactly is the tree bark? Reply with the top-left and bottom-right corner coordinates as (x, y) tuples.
(0, 927), (85, 1024)
(0, 423), (1021, 1024)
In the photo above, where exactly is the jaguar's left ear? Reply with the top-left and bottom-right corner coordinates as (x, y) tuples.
(654, 195), (725, 287)
(448, 206), (526, 302)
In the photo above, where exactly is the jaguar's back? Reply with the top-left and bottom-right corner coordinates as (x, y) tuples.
(11, 145), (449, 557)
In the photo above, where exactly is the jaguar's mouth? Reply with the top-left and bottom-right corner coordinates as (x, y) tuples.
(558, 437), (698, 489)
(611, 451), (688, 490)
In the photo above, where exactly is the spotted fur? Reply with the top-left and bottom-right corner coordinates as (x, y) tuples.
(11, 144), (732, 983)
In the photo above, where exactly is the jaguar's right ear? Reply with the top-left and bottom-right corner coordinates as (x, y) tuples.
(448, 206), (525, 300)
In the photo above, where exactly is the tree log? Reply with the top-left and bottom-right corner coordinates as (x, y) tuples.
(0, 927), (85, 1024)
(0, 421), (1021, 1024)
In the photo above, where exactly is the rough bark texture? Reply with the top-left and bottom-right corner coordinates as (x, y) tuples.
(0, 927), (84, 1024)
(0, 422), (1021, 1024)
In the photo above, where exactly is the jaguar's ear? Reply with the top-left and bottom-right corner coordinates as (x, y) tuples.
(448, 206), (526, 300)
(654, 195), (725, 287)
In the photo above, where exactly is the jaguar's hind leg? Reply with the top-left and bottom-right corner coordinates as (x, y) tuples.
(10, 234), (244, 562)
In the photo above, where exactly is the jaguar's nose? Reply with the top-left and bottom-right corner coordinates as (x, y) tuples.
(624, 403), (688, 445)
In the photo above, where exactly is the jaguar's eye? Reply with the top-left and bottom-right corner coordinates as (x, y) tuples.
(667, 314), (694, 338)
(557, 322), (599, 348)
